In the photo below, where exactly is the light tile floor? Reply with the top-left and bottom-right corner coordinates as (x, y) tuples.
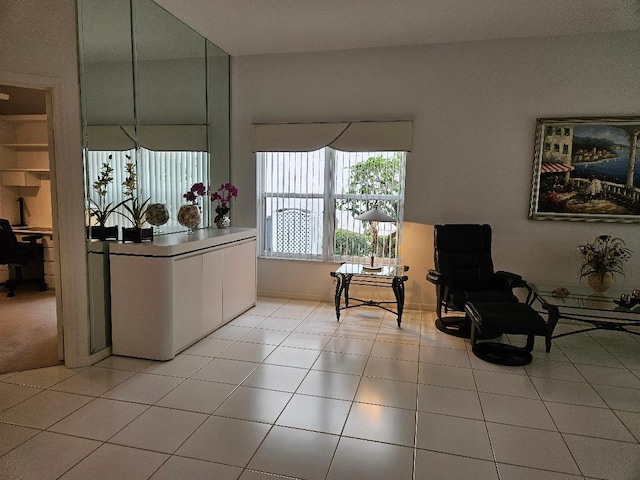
(1, 298), (640, 479)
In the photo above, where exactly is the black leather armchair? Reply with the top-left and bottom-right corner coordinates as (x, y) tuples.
(426, 224), (524, 337)
(0, 219), (47, 297)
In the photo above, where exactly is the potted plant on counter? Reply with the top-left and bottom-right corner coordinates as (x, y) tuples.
(119, 159), (153, 243)
(211, 182), (238, 229)
(88, 156), (119, 240)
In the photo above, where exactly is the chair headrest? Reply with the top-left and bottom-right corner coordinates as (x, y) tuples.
(434, 224), (492, 252)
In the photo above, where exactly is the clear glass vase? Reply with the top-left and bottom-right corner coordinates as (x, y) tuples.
(177, 203), (201, 234)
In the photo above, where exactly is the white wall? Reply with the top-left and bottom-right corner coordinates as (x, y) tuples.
(232, 31), (640, 308)
(0, 0), (94, 366)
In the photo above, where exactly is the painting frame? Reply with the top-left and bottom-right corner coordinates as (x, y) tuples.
(529, 116), (640, 223)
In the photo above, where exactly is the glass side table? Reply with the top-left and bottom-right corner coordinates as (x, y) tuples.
(526, 282), (640, 340)
(330, 263), (409, 326)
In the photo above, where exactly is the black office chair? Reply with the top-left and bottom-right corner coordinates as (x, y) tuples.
(426, 224), (524, 338)
(0, 219), (47, 297)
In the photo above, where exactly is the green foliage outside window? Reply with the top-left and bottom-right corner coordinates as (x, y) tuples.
(335, 153), (402, 259)
(334, 229), (397, 258)
(336, 153), (403, 219)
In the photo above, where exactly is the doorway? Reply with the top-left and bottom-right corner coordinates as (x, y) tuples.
(0, 83), (62, 374)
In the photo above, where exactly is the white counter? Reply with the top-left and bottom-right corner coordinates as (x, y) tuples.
(110, 227), (257, 360)
(109, 227), (257, 257)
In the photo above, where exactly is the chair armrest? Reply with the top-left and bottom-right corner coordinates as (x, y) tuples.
(494, 270), (525, 288)
(426, 269), (443, 285)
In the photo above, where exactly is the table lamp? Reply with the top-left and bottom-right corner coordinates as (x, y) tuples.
(355, 207), (395, 271)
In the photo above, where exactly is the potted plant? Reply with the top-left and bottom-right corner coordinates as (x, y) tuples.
(87, 156), (119, 240)
(577, 235), (633, 292)
(119, 160), (153, 243)
(211, 182), (238, 228)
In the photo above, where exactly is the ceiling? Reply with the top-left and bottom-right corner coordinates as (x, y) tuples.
(2, 0), (638, 115)
(154, 0), (640, 56)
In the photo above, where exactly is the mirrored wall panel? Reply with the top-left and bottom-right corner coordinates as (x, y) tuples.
(78, 0), (230, 353)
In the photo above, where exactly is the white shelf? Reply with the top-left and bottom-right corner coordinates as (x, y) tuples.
(1, 143), (48, 151)
(0, 115), (47, 122)
(0, 168), (49, 172)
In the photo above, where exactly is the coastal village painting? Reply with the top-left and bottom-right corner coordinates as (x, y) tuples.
(529, 117), (640, 222)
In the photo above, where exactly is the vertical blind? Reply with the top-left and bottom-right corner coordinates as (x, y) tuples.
(255, 120), (411, 263)
(85, 148), (209, 229)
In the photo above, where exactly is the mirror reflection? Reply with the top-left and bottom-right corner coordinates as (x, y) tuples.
(78, 0), (230, 353)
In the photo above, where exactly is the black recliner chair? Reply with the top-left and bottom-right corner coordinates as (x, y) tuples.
(0, 219), (47, 297)
(426, 224), (524, 338)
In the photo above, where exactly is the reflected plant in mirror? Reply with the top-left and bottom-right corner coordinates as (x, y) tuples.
(89, 157), (115, 227)
(119, 160), (152, 243)
(177, 182), (206, 233)
(120, 159), (149, 228)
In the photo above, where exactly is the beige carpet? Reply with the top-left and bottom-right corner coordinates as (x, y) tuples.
(0, 287), (61, 375)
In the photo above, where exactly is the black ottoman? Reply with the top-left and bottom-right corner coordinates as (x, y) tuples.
(465, 302), (550, 366)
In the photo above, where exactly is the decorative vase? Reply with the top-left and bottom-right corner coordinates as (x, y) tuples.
(122, 227), (153, 243)
(88, 225), (118, 241)
(177, 203), (201, 234)
(145, 203), (169, 233)
(215, 206), (230, 229)
(587, 272), (613, 293)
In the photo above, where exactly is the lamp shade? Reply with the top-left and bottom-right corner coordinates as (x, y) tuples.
(355, 208), (395, 222)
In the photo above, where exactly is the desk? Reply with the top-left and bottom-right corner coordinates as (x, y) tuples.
(527, 283), (640, 341)
(330, 263), (409, 326)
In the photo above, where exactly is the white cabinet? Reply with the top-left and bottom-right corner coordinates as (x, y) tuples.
(110, 228), (256, 360)
(223, 239), (257, 322)
(202, 249), (224, 332)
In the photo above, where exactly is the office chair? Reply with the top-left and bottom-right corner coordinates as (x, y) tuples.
(426, 224), (524, 338)
(0, 219), (47, 297)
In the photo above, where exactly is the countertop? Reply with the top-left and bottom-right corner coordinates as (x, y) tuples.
(108, 227), (257, 257)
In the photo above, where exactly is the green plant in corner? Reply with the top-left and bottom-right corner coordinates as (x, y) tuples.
(119, 159), (151, 229)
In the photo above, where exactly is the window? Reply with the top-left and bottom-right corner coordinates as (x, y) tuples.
(257, 148), (406, 264)
(562, 144), (569, 154)
(85, 148), (209, 229)
(252, 120), (412, 264)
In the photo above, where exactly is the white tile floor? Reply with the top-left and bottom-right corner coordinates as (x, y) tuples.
(1, 297), (640, 479)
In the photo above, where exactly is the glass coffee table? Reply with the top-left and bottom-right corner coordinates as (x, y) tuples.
(526, 282), (640, 340)
(330, 263), (409, 326)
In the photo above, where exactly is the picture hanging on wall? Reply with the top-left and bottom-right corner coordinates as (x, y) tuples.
(529, 116), (640, 223)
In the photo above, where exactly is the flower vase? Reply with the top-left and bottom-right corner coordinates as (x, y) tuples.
(122, 227), (153, 243)
(214, 206), (231, 229)
(587, 272), (613, 293)
(145, 203), (169, 234)
(177, 203), (201, 234)
(88, 225), (118, 241)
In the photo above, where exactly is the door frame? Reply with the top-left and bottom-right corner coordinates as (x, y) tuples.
(0, 75), (65, 364)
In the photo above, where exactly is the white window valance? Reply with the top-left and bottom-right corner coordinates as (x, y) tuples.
(251, 120), (412, 153)
(87, 125), (207, 151)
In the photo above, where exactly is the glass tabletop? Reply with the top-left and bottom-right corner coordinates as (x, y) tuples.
(528, 282), (640, 314)
(335, 263), (407, 278)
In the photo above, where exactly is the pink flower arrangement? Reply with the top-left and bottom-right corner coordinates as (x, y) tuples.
(183, 182), (207, 203)
(211, 182), (239, 209)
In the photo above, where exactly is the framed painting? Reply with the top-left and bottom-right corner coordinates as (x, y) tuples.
(529, 116), (640, 223)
